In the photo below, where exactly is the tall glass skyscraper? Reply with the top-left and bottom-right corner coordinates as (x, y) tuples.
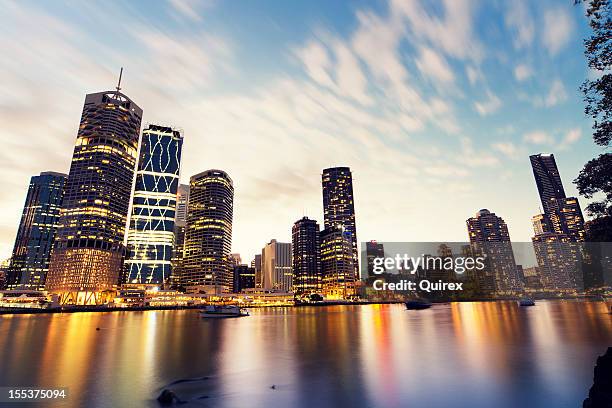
(467, 209), (522, 295)
(322, 167), (358, 278)
(529, 153), (585, 241)
(46, 88), (142, 304)
(320, 226), (355, 299)
(183, 170), (234, 292)
(124, 125), (183, 285)
(7, 172), (67, 290)
(292, 217), (321, 295)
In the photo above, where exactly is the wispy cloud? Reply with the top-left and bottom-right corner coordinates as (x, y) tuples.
(474, 90), (502, 116)
(523, 130), (554, 145)
(505, 0), (535, 50)
(542, 7), (573, 56)
(514, 64), (532, 82)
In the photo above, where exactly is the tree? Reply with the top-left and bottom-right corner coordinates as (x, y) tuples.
(575, 0), (612, 240)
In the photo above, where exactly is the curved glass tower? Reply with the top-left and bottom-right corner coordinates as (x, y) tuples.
(7, 172), (67, 290)
(183, 170), (234, 292)
(46, 89), (142, 304)
(124, 125), (183, 285)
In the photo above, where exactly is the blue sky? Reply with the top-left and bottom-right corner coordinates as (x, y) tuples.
(0, 0), (603, 263)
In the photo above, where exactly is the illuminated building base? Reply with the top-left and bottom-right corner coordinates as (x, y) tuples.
(46, 247), (123, 305)
(55, 290), (116, 305)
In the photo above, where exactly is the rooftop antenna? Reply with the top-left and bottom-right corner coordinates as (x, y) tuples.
(115, 67), (123, 93)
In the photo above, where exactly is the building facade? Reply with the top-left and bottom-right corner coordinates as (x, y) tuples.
(46, 89), (143, 305)
(365, 241), (385, 278)
(292, 217), (321, 295)
(320, 226), (355, 299)
(530, 153), (585, 241)
(182, 170), (234, 292)
(232, 264), (256, 293)
(466, 209), (522, 295)
(7, 172), (67, 289)
(124, 125), (183, 285)
(262, 240), (292, 292)
(322, 167), (358, 278)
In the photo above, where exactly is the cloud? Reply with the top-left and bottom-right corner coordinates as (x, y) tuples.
(523, 130), (554, 145)
(559, 128), (582, 149)
(474, 90), (502, 116)
(390, 0), (484, 62)
(465, 65), (484, 85)
(544, 79), (568, 107)
(492, 142), (521, 159)
(416, 46), (455, 84)
(513, 64), (532, 81)
(519, 79), (568, 108)
(505, 0), (535, 49)
(542, 7), (573, 56)
(295, 41), (334, 88)
(168, 0), (215, 22)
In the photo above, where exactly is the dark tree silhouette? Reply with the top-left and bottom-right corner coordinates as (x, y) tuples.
(575, 0), (612, 240)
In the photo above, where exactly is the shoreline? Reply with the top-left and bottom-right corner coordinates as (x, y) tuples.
(0, 297), (607, 315)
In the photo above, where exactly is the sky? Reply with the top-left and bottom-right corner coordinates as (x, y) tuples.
(0, 0), (604, 264)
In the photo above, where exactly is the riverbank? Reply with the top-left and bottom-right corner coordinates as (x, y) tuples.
(0, 300), (405, 315)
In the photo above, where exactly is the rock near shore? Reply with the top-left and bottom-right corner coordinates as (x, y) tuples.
(583, 347), (612, 408)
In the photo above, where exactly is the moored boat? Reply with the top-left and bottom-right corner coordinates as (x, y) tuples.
(200, 305), (249, 318)
(405, 299), (432, 310)
(518, 298), (536, 307)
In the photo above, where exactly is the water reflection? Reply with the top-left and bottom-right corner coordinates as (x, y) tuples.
(0, 301), (609, 408)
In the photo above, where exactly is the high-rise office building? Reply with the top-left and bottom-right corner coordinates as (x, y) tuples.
(170, 184), (189, 289)
(124, 125), (183, 285)
(262, 240), (292, 291)
(232, 264), (255, 293)
(320, 226), (355, 299)
(46, 84), (143, 305)
(365, 241), (385, 278)
(175, 184), (189, 224)
(530, 153), (585, 241)
(183, 170), (234, 292)
(292, 217), (321, 295)
(230, 253), (242, 266)
(252, 254), (262, 288)
(170, 223), (186, 289)
(7, 172), (67, 289)
(530, 154), (565, 213)
(322, 167), (358, 278)
(532, 232), (582, 292)
(466, 209), (522, 295)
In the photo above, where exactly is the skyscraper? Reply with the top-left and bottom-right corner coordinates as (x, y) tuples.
(183, 170), (234, 292)
(262, 239), (292, 291)
(46, 83), (142, 305)
(252, 254), (262, 288)
(530, 154), (565, 213)
(320, 226), (355, 299)
(170, 184), (189, 289)
(124, 125), (183, 285)
(466, 209), (522, 295)
(532, 232), (582, 292)
(175, 184), (189, 224)
(292, 217), (321, 295)
(530, 153), (585, 241)
(322, 166), (358, 277)
(7, 172), (67, 290)
(365, 241), (385, 278)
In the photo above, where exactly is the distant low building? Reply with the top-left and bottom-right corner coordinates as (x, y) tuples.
(233, 264), (255, 293)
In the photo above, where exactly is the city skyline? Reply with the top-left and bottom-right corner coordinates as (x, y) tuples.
(0, 0), (601, 264)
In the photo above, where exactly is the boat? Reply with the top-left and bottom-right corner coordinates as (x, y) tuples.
(405, 298), (432, 310)
(200, 305), (249, 318)
(518, 298), (536, 307)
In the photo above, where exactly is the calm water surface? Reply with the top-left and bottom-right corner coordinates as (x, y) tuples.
(0, 301), (610, 408)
